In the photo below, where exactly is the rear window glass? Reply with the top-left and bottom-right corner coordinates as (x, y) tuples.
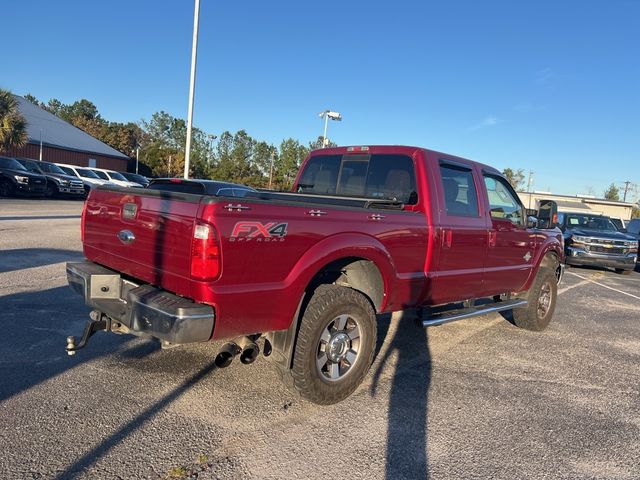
(297, 154), (417, 204)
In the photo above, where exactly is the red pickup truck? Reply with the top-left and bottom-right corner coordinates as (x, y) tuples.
(66, 145), (564, 404)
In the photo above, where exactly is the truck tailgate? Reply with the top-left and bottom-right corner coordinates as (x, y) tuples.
(82, 188), (202, 298)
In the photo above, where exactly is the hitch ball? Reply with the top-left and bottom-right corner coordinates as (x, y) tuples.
(66, 336), (77, 356)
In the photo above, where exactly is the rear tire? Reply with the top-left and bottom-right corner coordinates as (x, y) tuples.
(290, 285), (376, 405)
(615, 269), (632, 275)
(512, 267), (557, 331)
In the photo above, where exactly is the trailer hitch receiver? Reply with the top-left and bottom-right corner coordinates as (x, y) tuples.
(66, 311), (110, 355)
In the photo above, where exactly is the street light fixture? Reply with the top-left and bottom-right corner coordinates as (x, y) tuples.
(318, 110), (342, 147)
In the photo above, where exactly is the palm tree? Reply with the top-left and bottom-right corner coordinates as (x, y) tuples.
(0, 89), (28, 152)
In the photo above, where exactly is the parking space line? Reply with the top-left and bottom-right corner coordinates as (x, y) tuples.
(565, 271), (640, 301)
(558, 279), (590, 295)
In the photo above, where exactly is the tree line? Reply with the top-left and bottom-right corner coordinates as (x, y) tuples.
(22, 93), (334, 190)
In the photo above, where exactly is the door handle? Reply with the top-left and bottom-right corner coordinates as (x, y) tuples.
(368, 214), (385, 221)
(488, 230), (497, 248)
(306, 210), (327, 217)
(441, 229), (453, 248)
(224, 204), (251, 212)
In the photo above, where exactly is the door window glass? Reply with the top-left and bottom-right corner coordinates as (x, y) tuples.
(439, 165), (479, 216)
(484, 176), (523, 225)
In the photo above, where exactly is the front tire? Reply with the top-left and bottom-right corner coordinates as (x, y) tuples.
(45, 182), (58, 198)
(512, 267), (557, 331)
(290, 285), (376, 405)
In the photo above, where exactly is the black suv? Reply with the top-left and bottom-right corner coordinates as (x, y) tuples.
(16, 158), (85, 198)
(560, 212), (638, 274)
(0, 156), (47, 197)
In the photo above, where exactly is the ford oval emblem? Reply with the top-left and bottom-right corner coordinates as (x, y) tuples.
(117, 230), (136, 244)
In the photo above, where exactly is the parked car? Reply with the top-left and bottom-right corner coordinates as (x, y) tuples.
(120, 172), (150, 187)
(609, 217), (627, 231)
(66, 145), (564, 405)
(559, 212), (638, 274)
(16, 158), (85, 198)
(0, 156), (47, 197)
(147, 179), (257, 197)
(55, 163), (114, 194)
(89, 167), (142, 187)
(624, 219), (640, 260)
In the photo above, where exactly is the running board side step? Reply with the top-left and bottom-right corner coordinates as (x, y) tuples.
(422, 299), (528, 328)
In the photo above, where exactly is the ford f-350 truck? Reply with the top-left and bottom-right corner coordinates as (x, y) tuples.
(66, 145), (564, 404)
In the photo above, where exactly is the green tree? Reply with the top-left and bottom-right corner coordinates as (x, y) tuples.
(308, 135), (337, 150)
(502, 168), (526, 191)
(603, 183), (620, 201)
(278, 138), (308, 190)
(0, 89), (28, 151)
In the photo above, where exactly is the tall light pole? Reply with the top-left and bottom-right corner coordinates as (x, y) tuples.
(318, 110), (342, 147)
(184, 0), (201, 179)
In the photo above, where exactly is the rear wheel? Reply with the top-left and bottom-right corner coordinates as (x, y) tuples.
(290, 285), (376, 405)
(512, 267), (557, 331)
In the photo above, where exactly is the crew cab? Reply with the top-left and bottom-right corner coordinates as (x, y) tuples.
(16, 158), (85, 198)
(66, 145), (564, 404)
(559, 212), (638, 274)
(0, 156), (46, 197)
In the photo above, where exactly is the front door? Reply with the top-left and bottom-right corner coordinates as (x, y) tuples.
(482, 174), (535, 294)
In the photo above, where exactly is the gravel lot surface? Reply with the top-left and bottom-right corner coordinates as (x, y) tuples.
(1, 198), (639, 479)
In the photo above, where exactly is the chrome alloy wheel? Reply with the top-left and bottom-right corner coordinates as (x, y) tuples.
(538, 281), (553, 319)
(316, 314), (361, 382)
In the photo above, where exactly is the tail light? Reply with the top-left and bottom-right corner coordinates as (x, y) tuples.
(190, 221), (221, 280)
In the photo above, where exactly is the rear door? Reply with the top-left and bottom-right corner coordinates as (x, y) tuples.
(430, 161), (488, 303)
(481, 174), (535, 293)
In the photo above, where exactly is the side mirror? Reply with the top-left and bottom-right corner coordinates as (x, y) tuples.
(537, 200), (558, 229)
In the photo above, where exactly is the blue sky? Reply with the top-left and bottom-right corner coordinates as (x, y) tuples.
(3, 0), (639, 198)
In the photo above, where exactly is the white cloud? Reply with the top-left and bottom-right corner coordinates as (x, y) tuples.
(468, 115), (501, 131)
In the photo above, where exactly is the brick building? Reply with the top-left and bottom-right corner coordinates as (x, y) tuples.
(2, 96), (129, 171)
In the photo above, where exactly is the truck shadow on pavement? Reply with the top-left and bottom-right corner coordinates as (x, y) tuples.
(54, 359), (219, 480)
(0, 286), (158, 404)
(372, 310), (432, 479)
(0, 247), (83, 273)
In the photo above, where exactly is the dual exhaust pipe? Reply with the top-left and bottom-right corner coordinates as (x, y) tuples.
(214, 336), (260, 368)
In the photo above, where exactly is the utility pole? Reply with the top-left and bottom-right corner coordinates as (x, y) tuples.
(268, 151), (275, 189)
(526, 170), (534, 208)
(622, 180), (632, 202)
(184, 0), (201, 179)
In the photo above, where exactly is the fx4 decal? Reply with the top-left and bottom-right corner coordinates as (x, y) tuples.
(230, 222), (288, 242)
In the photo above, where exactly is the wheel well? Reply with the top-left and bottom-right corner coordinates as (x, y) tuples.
(307, 257), (384, 312)
(540, 251), (559, 270)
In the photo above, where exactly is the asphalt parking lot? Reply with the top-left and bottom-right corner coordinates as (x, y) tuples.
(1, 199), (639, 480)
